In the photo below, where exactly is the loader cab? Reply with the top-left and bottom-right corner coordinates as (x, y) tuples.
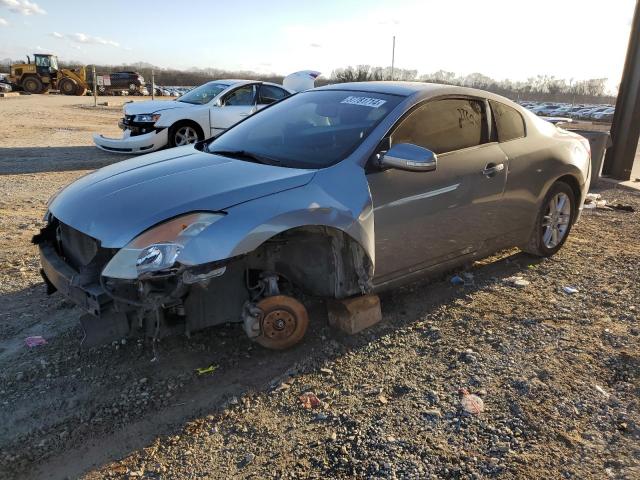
(33, 54), (59, 75)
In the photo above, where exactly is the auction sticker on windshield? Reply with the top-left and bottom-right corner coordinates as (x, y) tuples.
(341, 96), (387, 108)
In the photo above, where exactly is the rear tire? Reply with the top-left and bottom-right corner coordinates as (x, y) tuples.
(22, 76), (43, 94)
(523, 181), (576, 257)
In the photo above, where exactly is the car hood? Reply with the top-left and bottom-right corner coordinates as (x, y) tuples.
(49, 146), (316, 248)
(123, 100), (194, 115)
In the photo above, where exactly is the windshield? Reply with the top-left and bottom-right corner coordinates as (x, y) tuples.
(178, 82), (229, 105)
(207, 90), (402, 168)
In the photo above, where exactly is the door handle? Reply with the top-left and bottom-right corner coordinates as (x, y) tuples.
(482, 162), (505, 177)
(239, 113), (250, 117)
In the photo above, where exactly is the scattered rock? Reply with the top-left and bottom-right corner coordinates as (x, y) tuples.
(505, 276), (530, 288)
(299, 392), (321, 409)
(460, 390), (484, 415)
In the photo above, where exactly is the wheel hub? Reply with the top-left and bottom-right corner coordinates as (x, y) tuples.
(254, 295), (309, 349)
(262, 308), (296, 339)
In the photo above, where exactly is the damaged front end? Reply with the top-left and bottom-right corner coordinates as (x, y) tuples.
(93, 114), (168, 154)
(33, 212), (374, 349)
(33, 212), (244, 347)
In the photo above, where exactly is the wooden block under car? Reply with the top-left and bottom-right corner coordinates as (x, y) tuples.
(326, 294), (382, 335)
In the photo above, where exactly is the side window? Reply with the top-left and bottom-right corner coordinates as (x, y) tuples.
(224, 85), (256, 106)
(490, 100), (525, 142)
(258, 85), (289, 105)
(391, 98), (486, 154)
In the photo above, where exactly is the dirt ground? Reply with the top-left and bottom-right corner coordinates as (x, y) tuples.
(0, 95), (639, 479)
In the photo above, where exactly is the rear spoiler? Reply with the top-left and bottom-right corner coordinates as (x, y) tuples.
(283, 70), (321, 92)
(543, 117), (573, 125)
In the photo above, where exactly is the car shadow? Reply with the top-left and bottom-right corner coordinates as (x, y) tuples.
(3, 249), (545, 479)
(0, 146), (132, 175)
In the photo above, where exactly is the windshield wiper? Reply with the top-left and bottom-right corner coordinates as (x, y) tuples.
(209, 150), (280, 165)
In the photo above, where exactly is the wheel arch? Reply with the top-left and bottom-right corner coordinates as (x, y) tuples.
(243, 225), (374, 298)
(555, 174), (582, 209)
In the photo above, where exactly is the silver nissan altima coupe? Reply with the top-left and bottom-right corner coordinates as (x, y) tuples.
(35, 82), (591, 348)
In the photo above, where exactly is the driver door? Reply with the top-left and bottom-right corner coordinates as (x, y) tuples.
(368, 97), (508, 284)
(210, 84), (257, 135)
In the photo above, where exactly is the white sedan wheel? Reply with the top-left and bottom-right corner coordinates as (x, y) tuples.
(174, 126), (199, 146)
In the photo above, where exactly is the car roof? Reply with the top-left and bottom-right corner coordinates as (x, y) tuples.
(316, 81), (451, 97)
(315, 81), (529, 109)
(204, 79), (288, 89)
(315, 81), (523, 103)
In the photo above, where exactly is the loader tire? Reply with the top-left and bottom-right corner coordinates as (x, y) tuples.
(22, 76), (43, 94)
(59, 77), (79, 96)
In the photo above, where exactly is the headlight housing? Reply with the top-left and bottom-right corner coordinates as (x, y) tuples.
(101, 212), (224, 279)
(133, 113), (161, 123)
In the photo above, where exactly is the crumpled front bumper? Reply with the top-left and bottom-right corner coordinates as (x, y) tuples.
(38, 242), (110, 316)
(93, 128), (168, 154)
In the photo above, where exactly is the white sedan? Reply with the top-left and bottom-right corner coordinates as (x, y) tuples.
(93, 71), (319, 154)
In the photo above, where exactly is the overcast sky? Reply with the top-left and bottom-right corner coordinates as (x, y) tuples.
(0, 0), (635, 90)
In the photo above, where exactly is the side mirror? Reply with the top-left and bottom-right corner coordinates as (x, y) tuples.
(380, 143), (437, 172)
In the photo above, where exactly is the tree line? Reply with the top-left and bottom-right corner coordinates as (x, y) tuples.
(330, 65), (616, 104)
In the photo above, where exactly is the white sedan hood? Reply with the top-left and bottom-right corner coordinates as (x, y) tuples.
(124, 100), (193, 115)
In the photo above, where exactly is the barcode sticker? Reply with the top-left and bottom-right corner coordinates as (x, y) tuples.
(340, 96), (387, 108)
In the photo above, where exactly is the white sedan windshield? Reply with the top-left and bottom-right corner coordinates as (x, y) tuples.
(178, 82), (229, 105)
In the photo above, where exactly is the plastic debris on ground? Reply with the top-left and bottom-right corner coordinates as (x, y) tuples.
(505, 276), (530, 288)
(584, 193), (635, 212)
(299, 392), (321, 409)
(450, 275), (464, 286)
(563, 286), (579, 294)
(25, 336), (47, 348)
(584, 193), (608, 210)
(459, 388), (484, 415)
(196, 364), (219, 375)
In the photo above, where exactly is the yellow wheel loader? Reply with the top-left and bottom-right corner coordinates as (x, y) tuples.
(9, 53), (89, 95)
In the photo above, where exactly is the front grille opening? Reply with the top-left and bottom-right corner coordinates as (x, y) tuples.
(51, 217), (116, 274)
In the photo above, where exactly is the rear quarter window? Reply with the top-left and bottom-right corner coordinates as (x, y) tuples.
(490, 100), (526, 142)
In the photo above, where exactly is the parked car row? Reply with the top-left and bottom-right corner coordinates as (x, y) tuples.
(152, 85), (193, 97)
(517, 100), (615, 122)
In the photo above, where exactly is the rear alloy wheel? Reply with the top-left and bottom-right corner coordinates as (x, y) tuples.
(523, 181), (575, 257)
(59, 77), (78, 95)
(22, 76), (43, 94)
(129, 83), (138, 94)
(255, 295), (309, 350)
(169, 124), (202, 147)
